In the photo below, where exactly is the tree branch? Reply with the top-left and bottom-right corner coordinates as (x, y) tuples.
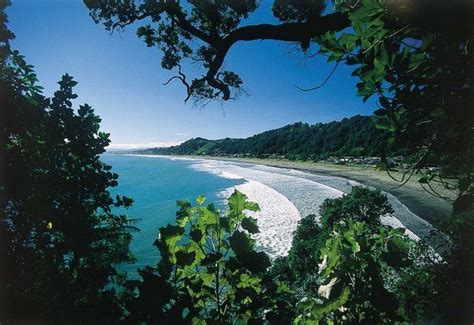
(166, 3), (218, 45)
(226, 12), (349, 43)
(198, 12), (350, 100)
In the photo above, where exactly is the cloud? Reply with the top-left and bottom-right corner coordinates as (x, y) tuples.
(107, 141), (183, 151)
(176, 132), (189, 136)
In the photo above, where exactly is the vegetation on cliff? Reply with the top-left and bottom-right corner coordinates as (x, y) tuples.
(139, 115), (401, 161)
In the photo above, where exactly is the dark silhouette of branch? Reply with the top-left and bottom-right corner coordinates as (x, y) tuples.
(162, 64), (195, 102)
(88, 1), (350, 101)
(388, 130), (440, 190)
(163, 5), (349, 101)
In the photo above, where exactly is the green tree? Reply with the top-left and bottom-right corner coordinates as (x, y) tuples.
(295, 219), (409, 323)
(0, 3), (136, 321)
(271, 187), (440, 323)
(318, 1), (473, 320)
(319, 186), (393, 230)
(124, 191), (275, 323)
(141, 115), (394, 159)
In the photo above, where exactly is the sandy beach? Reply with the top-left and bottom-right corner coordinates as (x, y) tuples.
(183, 156), (457, 227)
(126, 154), (453, 256)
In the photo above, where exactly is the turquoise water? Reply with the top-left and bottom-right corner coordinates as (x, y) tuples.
(101, 154), (244, 276)
(101, 153), (437, 277)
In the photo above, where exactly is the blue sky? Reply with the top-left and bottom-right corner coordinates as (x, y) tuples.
(7, 0), (375, 148)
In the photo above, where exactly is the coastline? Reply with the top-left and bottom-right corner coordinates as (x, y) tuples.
(121, 153), (451, 254)
(174, 155), (456, 227)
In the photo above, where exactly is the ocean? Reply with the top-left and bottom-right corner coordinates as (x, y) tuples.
(102, 154), (436, 277)
(102, 154), (244, 276)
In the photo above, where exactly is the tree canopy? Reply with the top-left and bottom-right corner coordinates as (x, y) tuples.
(84, 1), (473, 321)
(85, 0), (349, 102)
(0, 2), (136, 321)
(140, 115), (398, 160)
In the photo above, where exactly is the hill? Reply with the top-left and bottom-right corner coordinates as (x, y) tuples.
(139, 115), (399, 161)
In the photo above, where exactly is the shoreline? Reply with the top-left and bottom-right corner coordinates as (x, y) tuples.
(220, 180), (302, 258)
(171, 155), (456, 227)
(119, 153), (451, 253)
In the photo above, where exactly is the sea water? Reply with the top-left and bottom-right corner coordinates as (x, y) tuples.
(102, 154), (244, 277)
(102, 154), (437, 278)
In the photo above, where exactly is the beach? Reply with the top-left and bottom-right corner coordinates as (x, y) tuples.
(153, 155), (452, 255)
(185, 156), (456, 227)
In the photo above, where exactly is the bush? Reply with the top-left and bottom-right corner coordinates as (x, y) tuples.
(0, 30), (135, 321)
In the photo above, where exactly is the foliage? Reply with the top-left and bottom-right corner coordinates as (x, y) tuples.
(268, 214), (326, 299)
(272, 0), (326, 23)
(124, 191), (277, 323)
(0, 3), (136, 321)
(140, 115), (400, 160)
(85, 0), (261, 102)
(84, 0), (471, 197)
(84, 0), (349, 103)
(270, 187), (441, 323)
(3, 0), (471, 322)
(296, 219), (404, 323)
(319, 186), (393, 229)
(93, 0), (471, 318)
(438, 208), (474, 322)
(319, 1), (474, 320)
(321, 0), (473, 200)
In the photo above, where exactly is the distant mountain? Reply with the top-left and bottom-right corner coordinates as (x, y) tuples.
(138, 115), (403, 161)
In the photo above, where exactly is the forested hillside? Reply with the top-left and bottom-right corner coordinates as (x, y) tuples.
(140, 115), (399, 160)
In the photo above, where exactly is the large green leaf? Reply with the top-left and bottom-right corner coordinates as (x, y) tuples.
(230, 230), (254, 256)
(241, 216), (259, 234)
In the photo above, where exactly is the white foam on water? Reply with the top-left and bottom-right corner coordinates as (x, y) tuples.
(190, 161), (302, 257)
(220, 180), (301, 258)
(188, 161), (245, 180)
(252, 164), (443, 244)
(189, 158), (437, 251)
(131, 155), (442, 254)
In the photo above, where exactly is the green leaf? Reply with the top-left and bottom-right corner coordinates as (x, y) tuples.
(238, 251), (271, 273)
(382, 235), (411, 268)
(201, 252), (223, 266)
(409, 53), (425, 69)
(199, 207), (219, 225)
(175, 250), (196, 266)
(230, 231), (254, 256)
(190, 228), (203, 243)
(159, 224), (184, 247)
(196, 194), (206, 206)
(328, 51), (343, 62)
(379, 96), (390, 108)
(313, 286), (351, 321)
(244, 201), (260, 212)
(375, 118), (396, 131)
(241, 217), (259, 234)
(228, 190), (247, 218)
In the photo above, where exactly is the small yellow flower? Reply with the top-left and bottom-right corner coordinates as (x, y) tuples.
(47, 222), (53, 230)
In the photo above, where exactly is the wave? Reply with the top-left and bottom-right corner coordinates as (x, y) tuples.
(187, 158), (446, 251)
(129, 155), (444, 255)
(220, 181), (301, 258)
